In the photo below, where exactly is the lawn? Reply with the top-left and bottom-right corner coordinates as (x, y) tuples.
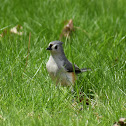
(0, 0), (126, 125)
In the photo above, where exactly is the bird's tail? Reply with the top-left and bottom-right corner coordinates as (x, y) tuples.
(80, 68), (91, 72)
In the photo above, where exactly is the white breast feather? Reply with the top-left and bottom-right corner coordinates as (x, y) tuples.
(46, 55), (74, 86)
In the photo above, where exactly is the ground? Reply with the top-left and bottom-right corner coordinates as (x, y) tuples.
(0, 0), (126, 125)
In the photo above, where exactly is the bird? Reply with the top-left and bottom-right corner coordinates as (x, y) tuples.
(46, 41), (91, 87)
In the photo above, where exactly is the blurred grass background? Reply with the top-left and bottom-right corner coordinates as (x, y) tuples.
(0, 0), (126, 125)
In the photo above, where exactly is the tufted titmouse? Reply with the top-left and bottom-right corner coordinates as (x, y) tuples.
(46, 41), (91, 86)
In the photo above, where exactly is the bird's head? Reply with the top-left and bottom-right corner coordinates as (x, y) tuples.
(46, 41), (64, 54)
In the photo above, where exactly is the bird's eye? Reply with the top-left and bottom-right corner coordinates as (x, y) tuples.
(49, 44), (53, 47)
(55, 45), (58, 49)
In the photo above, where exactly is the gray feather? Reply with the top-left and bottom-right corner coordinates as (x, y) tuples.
(63, 59), (91, 74)
(49, 41), (63, 45)
(63, 60), (81, 74)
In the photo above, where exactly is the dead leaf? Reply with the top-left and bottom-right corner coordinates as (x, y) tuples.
(0, 29), (8, 37)
(118, 118), (126, 126)
(94, 112), (102, 121)
(113, 118), (126, 126)
(10, 25), (23, 35)
(60, 19), (74, 39)
(76, 92), (90, 105)
(60, 19), (90, 40)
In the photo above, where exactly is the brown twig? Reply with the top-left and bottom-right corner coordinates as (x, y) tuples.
(26, 32), (31, 67)
(23, 32), (31, 75)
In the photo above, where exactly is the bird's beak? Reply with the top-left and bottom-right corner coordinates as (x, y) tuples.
(46, 46), (52, 50)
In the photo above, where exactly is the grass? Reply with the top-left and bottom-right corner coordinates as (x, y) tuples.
(0, 0), (126, 125)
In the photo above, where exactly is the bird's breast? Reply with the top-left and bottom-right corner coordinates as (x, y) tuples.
(46, 58), (58, 75)
(46, 56), (76, 86)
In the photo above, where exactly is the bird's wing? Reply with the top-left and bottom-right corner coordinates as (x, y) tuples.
(63, 60), (81, 74)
